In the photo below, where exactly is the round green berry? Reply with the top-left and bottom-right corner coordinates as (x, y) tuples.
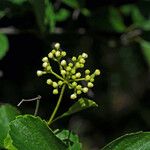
(77, 90), (82, 95)
(87, 82), (94, 88)
(61, 70), (66, 76)
(52, 82), (58, 88)
(47, 79), (52, 85)
(58, 80), (63, 86)
(54, 43), (60, 49)
(42, 57), (48, 62)
(75, 72), (81, 78)
(61, 51), (66, 57)
(72, 82), (77, 87)
(85, 75), (91, 81)
(53, 89), (58, 95)
(85, 69), (90, 74)
(37, 70), (43, 76)
(72, 56), (77, 61)
(95, 69), (100, 75)
(76, 85), (82, 90)
(55, 51), (61, 57)
(42, 62), (48, 68)
(48, 52), (53, 58)
(82, 87), (88, 93)
(70, 93), (77, 99)
(61, 60), (67, 66)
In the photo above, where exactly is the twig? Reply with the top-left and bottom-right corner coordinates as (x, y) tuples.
(17, 95), (41, 116)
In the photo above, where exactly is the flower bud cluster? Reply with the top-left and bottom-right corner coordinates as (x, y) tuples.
(37, 43), (100, 99)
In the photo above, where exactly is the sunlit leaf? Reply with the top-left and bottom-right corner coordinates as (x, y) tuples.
(0, 33), (9, 60)
(4, 115), (67, 150)
(102, 132), (150, 150)
(0, 104), (20, 148)
(8, 0), (27, 5)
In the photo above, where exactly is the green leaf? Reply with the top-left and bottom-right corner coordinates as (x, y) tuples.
(44, 0), (56, 32)
(140, 40), (150, 66)
(55, 9), (70, 22)
(29, 0), (45, 33)
(4, 115), (67, 150)
(53, 98), (98, 122)
(102, 132), (150, 150)
(8, 0), (27, 5)
(0, 104), (20, 148)
(109, 7), (126, 32)
(0, 33), (9, 60)
(62, 0), (79, 9)
(55, 129), (82, 150)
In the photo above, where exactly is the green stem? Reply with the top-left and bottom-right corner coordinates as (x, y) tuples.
(51, 70), (64, 81)
(48, 84), (66, 125)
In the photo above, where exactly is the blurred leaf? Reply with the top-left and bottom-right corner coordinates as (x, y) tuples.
(81, 8), (91, 17)
(140, 40), (150, 66)
(53, 98), (98, 122)
(0, 33), (9, 60)
(4, 115), (67, 150)
(109, 7), (126, 32)
(8, 0), (27, 5)
(120, 4), (132, 15)
(29, 0), (45, 33)
(0, 10), (6, 19)
(131, 6), (145, 26)
(62, 0), (79, 9)
(0, 104), (20, 148)
(56, 129), (82, 150)
(55, 9), (70, 22)
(45, 0), (55, 32)
(102, 132), (150, 150)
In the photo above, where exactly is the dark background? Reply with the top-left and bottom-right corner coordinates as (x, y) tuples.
(0, 0), (150, 149)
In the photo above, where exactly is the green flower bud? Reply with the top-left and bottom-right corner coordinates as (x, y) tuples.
(47, 79), (52, 85)
(61, 51), (66, 57)
(42, 57), (48, 62)
(85, 69), (90, 74)
(61, 70), (66, 76)
(71, 69), (76, 74)
(52, 82), (58, 88)
(75, 72), (81, 78)
(75, 62), (81, 68)
(72, 56), (77, 62)
(61, 60), (67, 66)
(54, 43), (60, 50)
(72, 82), (77, 87)
(76, 85), (82, 90)
(87, 82), (94, 88)
(80, 64), (84, 68)
(85, 75), (91, 81)
(82, 87), (88, 93)
(42, 62), (48, 68)
(90, 78), (95, 82)
(51, 49), (56, 54)
(66, 66), (71, 71)
(46, 66), (51, 71)
(58, 80), (63, 86)
(68, 63), (73, 67)
(77, 90), (82, 95)
(48, 52), (53, 58)
(72, 75), (76, 80)
(37, 70), (43, 76)
(79, 58), (85, 64)
(55, 51), (61, 57)
(82, 53), (88, 58)
(95, 69), (100, 75)
(53, 89), (58, 95)
(70, 93), (77, 99)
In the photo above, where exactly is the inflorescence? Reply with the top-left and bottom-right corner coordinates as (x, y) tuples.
(37, 43), (100, 100)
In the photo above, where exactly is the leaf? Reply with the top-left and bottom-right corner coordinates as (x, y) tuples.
(29, 0), (45, 33)
(53, 98), (98, 122)
(102, 132), (150, 150)
(62, 0), (79, 9)
(44, 0), (56, 32)
(109, 7), (126, 32)
(55, 9), (70, 22)
(8, 0), (27, 5)
(0, 33), (9, 60)
(55, 129), (82, 150)
(140, 40), (150, 66)
(4, 115), (67, 150)
(0, 104), (20, 148)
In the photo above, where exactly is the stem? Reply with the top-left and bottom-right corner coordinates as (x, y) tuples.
(48, 84), (66, 125)
(51, 70), (64, 81)
(34, 99), (40, 116)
